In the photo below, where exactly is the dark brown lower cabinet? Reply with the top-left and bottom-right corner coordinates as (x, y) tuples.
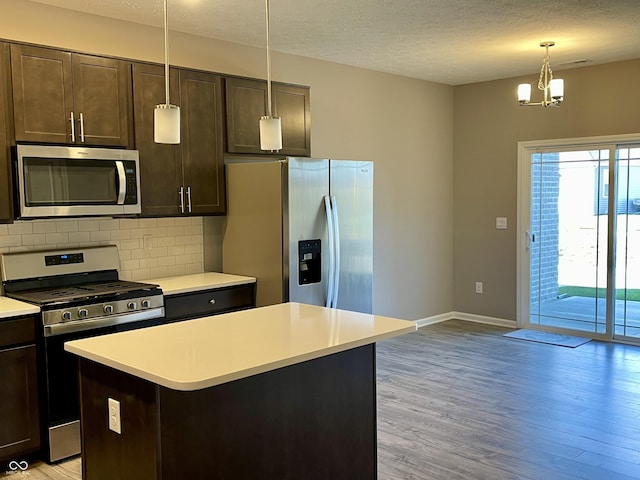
(79, 343), (376, 480)
(163, 283), (256, 322)
(0, 316), (40, 464)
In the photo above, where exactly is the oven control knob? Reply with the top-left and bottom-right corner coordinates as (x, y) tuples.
(62, 311), (72, 322)
(78, 308), (89, 318)
(104, 304), (114, 315)
(127, 301), (137, 310)
(141, 299), (151, 309)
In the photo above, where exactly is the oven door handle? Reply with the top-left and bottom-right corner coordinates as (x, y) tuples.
(44, 308), (165, 337)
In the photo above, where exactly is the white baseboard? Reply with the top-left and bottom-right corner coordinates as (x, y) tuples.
(414, 312), (452, 328)
(415, 311), (516, 329)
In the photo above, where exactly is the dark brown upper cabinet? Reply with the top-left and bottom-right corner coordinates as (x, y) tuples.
(132, 63), (225, 217)
(225, 77), (310, 156)
(10, 44), (133, 147)
(0, 43), (13, 223)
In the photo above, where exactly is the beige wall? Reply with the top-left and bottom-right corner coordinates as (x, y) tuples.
(453, 59), (640, 320)
(1, 0), (454, 320)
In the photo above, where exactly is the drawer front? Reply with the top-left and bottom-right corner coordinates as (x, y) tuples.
(0, 316), (36, 349)
(165, 284), (256, 321)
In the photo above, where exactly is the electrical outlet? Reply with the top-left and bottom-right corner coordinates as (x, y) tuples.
(143, 234), (152, 252)
(108, 398), (121, 434)
(475, 282), (483, 294)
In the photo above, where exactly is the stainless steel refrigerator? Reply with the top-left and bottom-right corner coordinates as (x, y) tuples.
(222, 157), (373, 313)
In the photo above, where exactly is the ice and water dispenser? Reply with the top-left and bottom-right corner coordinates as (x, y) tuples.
(298, 239), (321, 285)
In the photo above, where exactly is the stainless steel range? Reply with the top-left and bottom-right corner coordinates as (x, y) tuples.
(0, 245), (165, 462)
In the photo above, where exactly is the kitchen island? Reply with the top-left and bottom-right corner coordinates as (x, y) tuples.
(65, 302), (415, 480)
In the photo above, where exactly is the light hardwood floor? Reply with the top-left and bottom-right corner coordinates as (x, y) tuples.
(10, 320), (640, 479)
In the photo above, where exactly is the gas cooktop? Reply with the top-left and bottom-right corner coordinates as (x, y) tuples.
(7, 279), (161, 305)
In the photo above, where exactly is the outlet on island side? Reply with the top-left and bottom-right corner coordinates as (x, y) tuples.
(108, 398), (121, 434)
(475, 282), (483, 294)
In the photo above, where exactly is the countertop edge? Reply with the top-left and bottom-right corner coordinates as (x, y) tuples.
(143, 273), (256, 296)
(161, 278), (256, 296)
(0, 297), (41, 318)
(66, 322), (416, 391)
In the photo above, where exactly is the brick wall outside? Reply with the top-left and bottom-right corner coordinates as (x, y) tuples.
(530, 153), (560, 315)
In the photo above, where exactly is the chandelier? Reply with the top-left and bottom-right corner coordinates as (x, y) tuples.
(518, 41), (564, 107)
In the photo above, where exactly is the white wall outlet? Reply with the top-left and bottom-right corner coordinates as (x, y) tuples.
(475, 282), (483, 294)
(496, 217), (508, 230)
(108, 398), (121, 434)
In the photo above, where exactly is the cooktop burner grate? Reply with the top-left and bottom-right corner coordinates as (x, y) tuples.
(8, 280), (161, 305)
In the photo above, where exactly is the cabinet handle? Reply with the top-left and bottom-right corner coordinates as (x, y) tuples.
(69, 111), (75, 142)
(179, 186), (185, 214)
(209, 299), (216, 305)
(79, 112), (85, 142)
(187, 186), (192, 213)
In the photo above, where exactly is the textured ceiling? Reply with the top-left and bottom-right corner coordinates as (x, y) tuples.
(28, 0), (640, 85)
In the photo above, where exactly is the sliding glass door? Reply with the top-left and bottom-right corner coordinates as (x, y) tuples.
(518, 135), (640, 343)
(614, 146), (640, 338)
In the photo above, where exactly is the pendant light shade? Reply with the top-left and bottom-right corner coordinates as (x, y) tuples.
(154, 104), (180, 144)
(260, 116), (282, 151)
(154, 0), (180, 144)
(259, 0), (282, 152)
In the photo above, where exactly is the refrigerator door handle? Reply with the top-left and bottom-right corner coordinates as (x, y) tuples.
(324, 195), (335, 308)
(330, 195), (340, 308)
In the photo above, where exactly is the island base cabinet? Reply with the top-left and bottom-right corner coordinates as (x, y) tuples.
(79, 344), (377, 480)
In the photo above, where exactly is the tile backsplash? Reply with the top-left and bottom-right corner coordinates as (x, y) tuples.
(0, 217), (204, 281)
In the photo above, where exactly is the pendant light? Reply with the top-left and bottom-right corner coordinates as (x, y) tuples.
(154, 0), (180, 144)
(259, 0), (282, 151)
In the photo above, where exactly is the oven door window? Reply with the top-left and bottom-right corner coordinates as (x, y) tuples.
(23, 157), (117, 206)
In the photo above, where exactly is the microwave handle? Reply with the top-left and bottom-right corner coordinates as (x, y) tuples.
(115, 161), (126, 205)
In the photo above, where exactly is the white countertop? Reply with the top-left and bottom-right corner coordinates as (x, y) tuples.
(0, 296), (40, 318)
(65, 302), (416, 391)
(144, 272), (255, 296)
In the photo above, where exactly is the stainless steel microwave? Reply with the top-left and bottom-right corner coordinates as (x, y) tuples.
(14, 144), (141, 219)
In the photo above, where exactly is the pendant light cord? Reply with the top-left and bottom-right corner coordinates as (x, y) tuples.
(265, 0), (273, 117)
(163, 0), (170, 105)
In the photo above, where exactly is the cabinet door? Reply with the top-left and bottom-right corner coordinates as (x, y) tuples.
(0, 345), (40, 462)
(0, 43), (13, 223)
(224, 77), (266, 155)
(10, 44), (73, 144)
(132, 63), (182, 217)
(273, 84), (311, 157)
(180, 70), (225, 215)
(224, 77), (311, 156)
(72, 54), (133, 147)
